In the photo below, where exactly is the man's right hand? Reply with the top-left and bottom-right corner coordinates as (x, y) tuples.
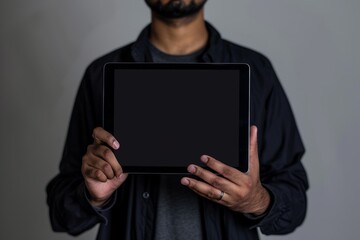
(81, 127), (128, 207)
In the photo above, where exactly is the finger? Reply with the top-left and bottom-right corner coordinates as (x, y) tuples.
(200, 155), (246, 185)
(118, 173), (129, 184)
(82, 164), (108, 182)
(249, 125), (260, 176)
(85, 153), (116, 179)
(91, 144), (123, 177)
(92, 127), (119, 149)
(181, 177), (229, 204)
(187, 164), (238, 194)
(108, 173), (129, 187)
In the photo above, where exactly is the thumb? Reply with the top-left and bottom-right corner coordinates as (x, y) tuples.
(249, 125), (259, 175)
(113, 173), (128, 187)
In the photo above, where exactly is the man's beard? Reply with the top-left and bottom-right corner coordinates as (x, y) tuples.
(145, 0), (207, 19)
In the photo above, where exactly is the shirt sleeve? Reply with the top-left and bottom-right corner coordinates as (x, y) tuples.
(250, 59), (309, 235)
(46, 65), (111, 235)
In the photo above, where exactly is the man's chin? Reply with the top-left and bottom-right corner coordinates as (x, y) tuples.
(145, 0), (207, 19)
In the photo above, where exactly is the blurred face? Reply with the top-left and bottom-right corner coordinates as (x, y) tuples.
(145, 0), (207, 19)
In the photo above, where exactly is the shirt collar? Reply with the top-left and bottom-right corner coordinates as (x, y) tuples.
(130, 21), (224, 63)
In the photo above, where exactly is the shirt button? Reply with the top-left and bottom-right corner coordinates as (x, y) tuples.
(142, 192), (150, 199)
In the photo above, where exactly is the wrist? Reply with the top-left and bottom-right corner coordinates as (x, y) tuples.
(251, 186), (271, 216)
(85, 189), (113, 208)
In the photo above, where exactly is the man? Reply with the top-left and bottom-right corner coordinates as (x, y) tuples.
(47, 0), (309, 239)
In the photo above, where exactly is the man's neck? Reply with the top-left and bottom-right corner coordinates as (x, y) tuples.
(149, 10), (208, 55)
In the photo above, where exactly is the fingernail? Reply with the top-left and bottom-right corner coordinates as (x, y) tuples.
(181, 178), (190, 186)
(187, 165), (196, 174)
(200, 155), (209, 163)
(117, 173), (125, 179)
(113, 140), (120, 149)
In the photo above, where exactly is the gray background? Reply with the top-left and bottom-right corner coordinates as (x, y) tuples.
(1, 0), (359, 239)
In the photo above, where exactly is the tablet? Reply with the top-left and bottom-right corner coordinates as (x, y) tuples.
(103, 63), (250, 173)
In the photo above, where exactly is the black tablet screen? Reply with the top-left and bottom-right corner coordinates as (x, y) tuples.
(104, 64), (249, 173)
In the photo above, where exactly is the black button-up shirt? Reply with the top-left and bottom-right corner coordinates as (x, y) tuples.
(47, 22), (308, 240)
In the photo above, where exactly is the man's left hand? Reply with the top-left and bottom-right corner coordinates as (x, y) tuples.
(181, 126), (271, 216)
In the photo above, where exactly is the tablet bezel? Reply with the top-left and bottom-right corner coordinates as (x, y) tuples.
(103, 63), (250, 174)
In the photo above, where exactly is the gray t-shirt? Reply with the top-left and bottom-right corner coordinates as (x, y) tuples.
(149, 42), (205, 240)
(155, 175), (202, 240)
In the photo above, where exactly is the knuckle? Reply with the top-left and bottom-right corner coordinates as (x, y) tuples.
(95, 170), (101, 179)
(86, 144), (93, 152)
(219, 167), (232, 177)
(188, 180), (199, 190)
(206, 158), (215, 168)
(93, 143), (102, 152)
(103, 148), (112, 159)
(93, 127), (102, 134)
(95, 170), (105, 180)
(234, 190), (244, 200)
(207, 158), (220, 168)
(193, 166), (202, 176)
(102, 163), (111, 173)
(241, 188), (251, 198)
(211, 177), (224, 189)
(82, 154), (92, 166)
(83, 165), (95, 179)
(243, 178), (253, 189)
(187, 179), (196, 188)
(84, 168), (92, 177)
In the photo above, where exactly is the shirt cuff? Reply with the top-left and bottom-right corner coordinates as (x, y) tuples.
(78, 182), (118, 225)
